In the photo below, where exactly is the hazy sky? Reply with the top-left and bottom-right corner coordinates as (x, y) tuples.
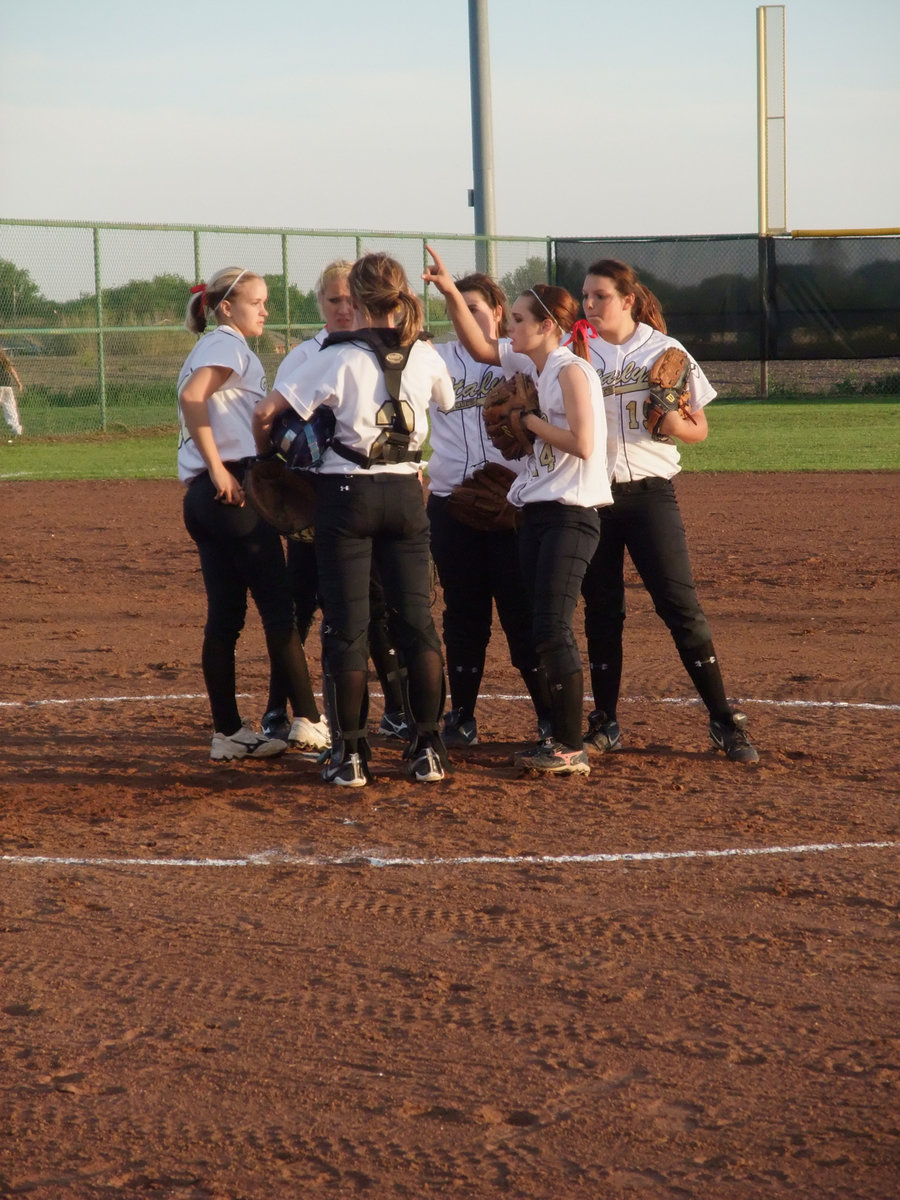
(1, 0), (898, 239)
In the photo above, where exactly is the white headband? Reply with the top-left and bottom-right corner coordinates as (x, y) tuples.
(529, 287), (561, 329)
(215, 269), (248, 309)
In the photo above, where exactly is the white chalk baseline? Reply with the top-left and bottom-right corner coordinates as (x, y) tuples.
(1, 841), (897, 872)
(1, 691), (898, 712)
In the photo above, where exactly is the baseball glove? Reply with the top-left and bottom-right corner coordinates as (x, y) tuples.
(245, 456), (317, 541)
(446, 462), (520, 533)
(482, 373), (540, 460)
(643, 347), (697, 441)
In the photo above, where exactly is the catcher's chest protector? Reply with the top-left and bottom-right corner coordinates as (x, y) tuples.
(322, 329), (423, 468)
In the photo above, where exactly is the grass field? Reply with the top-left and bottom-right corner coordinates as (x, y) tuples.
(2, 398), (898, 480)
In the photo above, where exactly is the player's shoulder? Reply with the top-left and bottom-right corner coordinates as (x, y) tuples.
(185, 325), (246, 369)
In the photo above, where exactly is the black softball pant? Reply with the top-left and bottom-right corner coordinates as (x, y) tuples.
(580, 478), (730, 722)
(427, 493), (539, 716)
(314, 473), (444, 742)
(183, 466), (318, 735)
(266, 538), (406, 716)
(517, 501), (601, 749)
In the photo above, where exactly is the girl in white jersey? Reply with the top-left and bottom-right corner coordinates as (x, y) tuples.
(261, 260), (410, 745)
(579, 258), (759, 763)
(428, 272), (552, 748)
(177, 267), (326, 762)
(0, 347), (24, 437)
(254, 253), (456, 788)
(424, 247), (611, 777)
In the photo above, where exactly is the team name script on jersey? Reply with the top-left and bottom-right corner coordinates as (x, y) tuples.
(598, 361), (653, 395)
(599, 358), (697, 396)
(450, 366), (505, 410)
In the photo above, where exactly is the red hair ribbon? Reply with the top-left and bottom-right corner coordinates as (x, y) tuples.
(565, 319), (597, 346)
(190, 283), (207, 302)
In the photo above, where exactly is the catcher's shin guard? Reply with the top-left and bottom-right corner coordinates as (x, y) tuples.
(403, 726), (451, 773)
(321, 667), (372, 778)
(398, 663), (451, 772)
(369, 628), (408, 718)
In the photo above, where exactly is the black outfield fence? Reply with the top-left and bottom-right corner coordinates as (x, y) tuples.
(555, 234), (900, 363)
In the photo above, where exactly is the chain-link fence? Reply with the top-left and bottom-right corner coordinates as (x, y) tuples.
(0, 220), (551, 437)
(1, 219), (898, 437)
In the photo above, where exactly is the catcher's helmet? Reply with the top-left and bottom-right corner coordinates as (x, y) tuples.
(271, 405), (336, 469)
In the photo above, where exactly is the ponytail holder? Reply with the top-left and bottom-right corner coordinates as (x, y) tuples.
(190, 283), (207, 304)
(565, 319), (597, 346)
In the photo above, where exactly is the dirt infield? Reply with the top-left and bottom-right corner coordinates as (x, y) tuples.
(1, 473), (897, 1200)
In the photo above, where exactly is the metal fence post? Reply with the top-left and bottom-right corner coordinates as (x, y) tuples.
(758, 235), (777, 398)
(93, 226), (107, 431)
(281, 233), (290, 352)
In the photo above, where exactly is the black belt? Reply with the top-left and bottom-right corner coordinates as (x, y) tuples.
(611, 476), (670, 496)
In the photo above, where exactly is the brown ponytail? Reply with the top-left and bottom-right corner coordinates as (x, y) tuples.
(184, 266), (260, 335)
(349, 253), (423, 345)
(520, 284), (588, 356)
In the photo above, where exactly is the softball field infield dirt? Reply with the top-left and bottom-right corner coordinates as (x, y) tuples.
(1, 472), (897, 1199)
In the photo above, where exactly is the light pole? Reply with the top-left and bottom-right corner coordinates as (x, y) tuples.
(468, 0), (497, 276)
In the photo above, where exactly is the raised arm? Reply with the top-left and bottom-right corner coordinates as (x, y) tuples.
(422, 245), (501, 366)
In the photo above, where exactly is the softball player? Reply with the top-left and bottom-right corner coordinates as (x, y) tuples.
(261, 260), (410, 746)
(580, 258), (759, 763)
(424, 247), (611, 776)
(177, 266), (326, 761)
(254, 253), (456, 788)
(0, 348), (24, 437)
(428, 272), (552, 747)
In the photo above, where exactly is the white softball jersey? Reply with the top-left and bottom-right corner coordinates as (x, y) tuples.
(587, 322), (716, 483)
(273, 335), (455, 476)
(427, 339), (525, 496)
(273, 327), (327, 389)
(176, 325), (267, 484)
(498, 342), (613, 509)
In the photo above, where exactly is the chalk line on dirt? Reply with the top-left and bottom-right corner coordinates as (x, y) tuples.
(1, 841), (897, 872)
(1, 691), (898, 712)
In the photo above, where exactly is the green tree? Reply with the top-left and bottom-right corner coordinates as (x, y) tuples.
(499, 256), (550, 300)
(0, 259), (45, 322)
(261, 276), (320, 327)
(102, 273), (191, 324)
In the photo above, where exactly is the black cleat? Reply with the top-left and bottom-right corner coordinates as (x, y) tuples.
(584, 711), (622, 753)
(709, 712), (759, 763)
(261, 707), (291, 742)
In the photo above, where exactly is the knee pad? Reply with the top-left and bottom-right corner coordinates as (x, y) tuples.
(322, 622), (370, 676)
(389, 612), (443, 662)
(535, 633), (581, 683)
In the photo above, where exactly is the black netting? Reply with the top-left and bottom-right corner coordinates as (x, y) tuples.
(554, 235), (900, 361)
(765, 236), (900, 360)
